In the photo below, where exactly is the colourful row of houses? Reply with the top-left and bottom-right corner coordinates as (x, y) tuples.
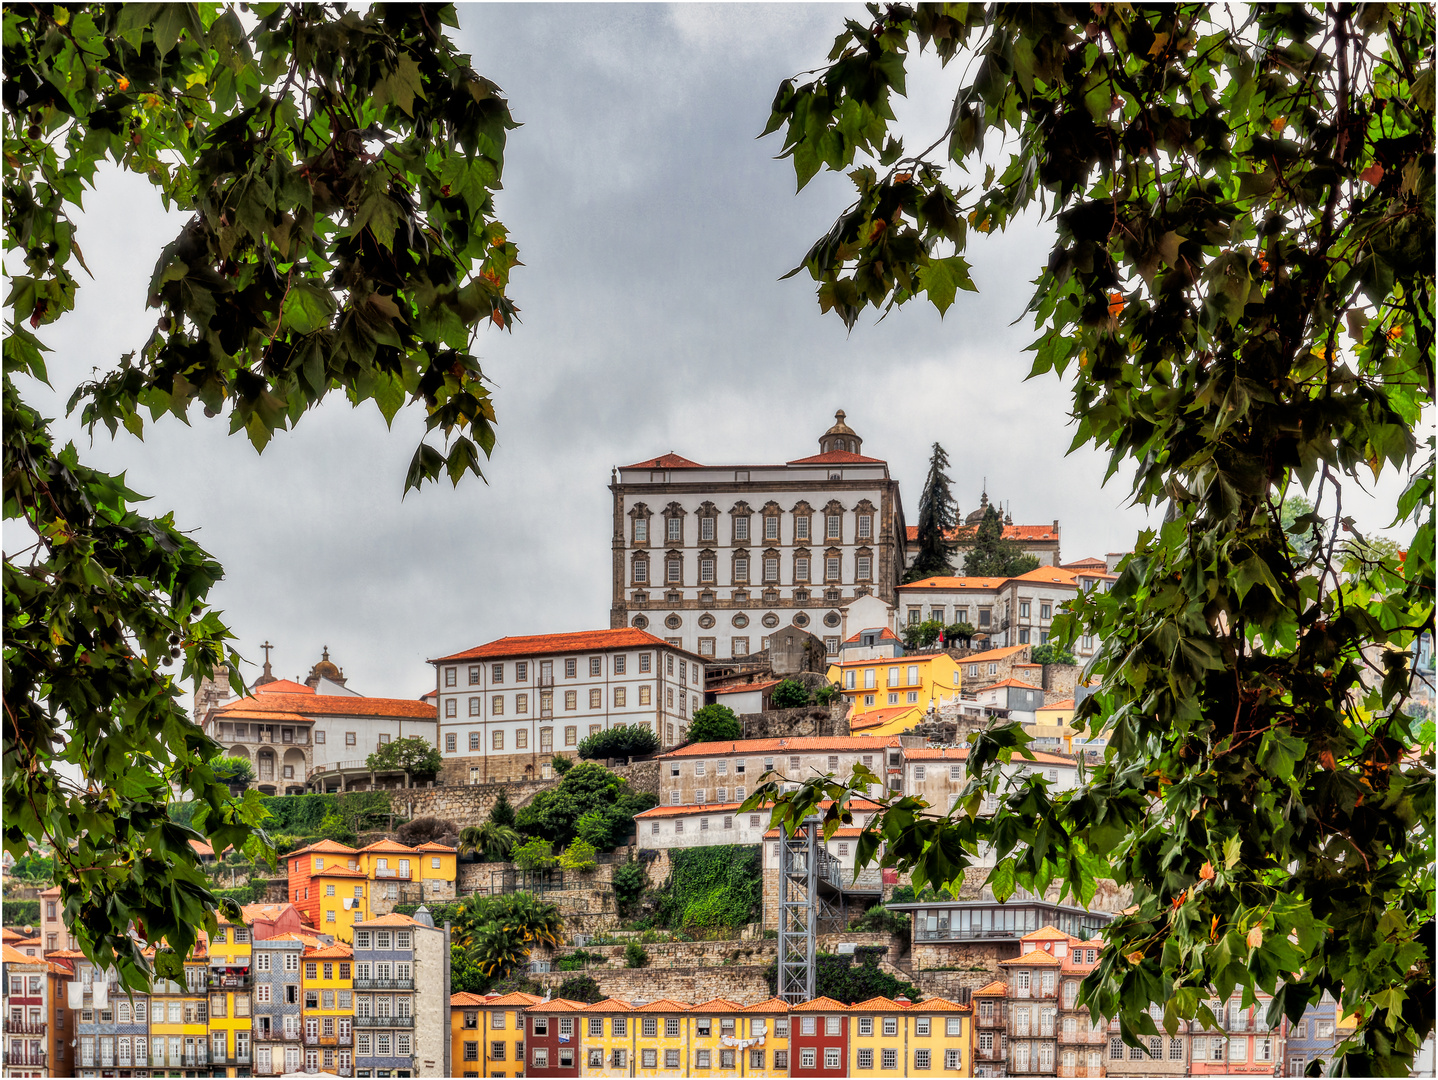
(448, 990), (973, 1079)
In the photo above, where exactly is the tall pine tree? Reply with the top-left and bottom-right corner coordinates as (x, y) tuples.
(963, 505), (1040, 577)
(905, 443), (958, 582)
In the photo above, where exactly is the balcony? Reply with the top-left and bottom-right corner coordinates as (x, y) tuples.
(3, 1051), (47, 1067)
(182, 1054), (210, 1067)
(976, 1046), (1004, 1061)
(208, 973), (254, 990)
(353, 978), (414, 990)
(3, 1020), (46, 1035)
(304, 1034), (353, 1046)
(353, 1015), (413, 1028)
(369, 869), (411, 881)
(257, 1029), (303, 1042)
(538, 674), (555, 687)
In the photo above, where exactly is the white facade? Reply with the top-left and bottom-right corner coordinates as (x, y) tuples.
(609, 412), (907, 661)
(634, 804), (774, 851)
(429, 629), (705, 777)
(655, 736), (904, 807)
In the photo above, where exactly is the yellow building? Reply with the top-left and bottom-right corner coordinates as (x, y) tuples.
(849, 995), (972, 1076)
(848, 704), (924, 737)
(475, 990), (543, 1076)
(687, 998), (748, 1076)
(451, 992), (491, 1078)
(631, 998), (693, 1077)
(206, 915), (255, 1076)
(827, 652), (964, 722)
(414, 841), (459, 902)
(311, 864), (370, 942)
(356, 838), (418, 913)
(1028, 697), (1078, 754)
(580, 997), (636, 1077)
(741, 998), (792, 1077)
(148, 950), (211, 1075)
(302, 943), (354, 1074)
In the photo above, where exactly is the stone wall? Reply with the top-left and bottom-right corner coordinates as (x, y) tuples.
(386, 779), (552, 829)
(610, 758), (661, 797)
(538, 964), (773, 1005)
(1041, 663), (1083, 702)
(436, 750), (577, 788)
(740, 698), (850, 741)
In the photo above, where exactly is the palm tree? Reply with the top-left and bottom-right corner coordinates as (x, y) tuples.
(458, 822), (520, 862)
(469, 920), (530, 979)
(492, 893), (564, 950)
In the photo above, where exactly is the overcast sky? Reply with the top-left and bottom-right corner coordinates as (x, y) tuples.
(19, 4), (1416, 705)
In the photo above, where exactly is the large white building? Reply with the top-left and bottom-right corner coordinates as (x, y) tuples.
(608, 411), (907, 662)
(427, 628), (706, 784)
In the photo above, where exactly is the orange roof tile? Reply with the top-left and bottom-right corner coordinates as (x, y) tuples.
(899, 575), (1011, 591)
(833, 653), (951, 669)
(241, 902), (299, 922)
(1009, 566), (1079, 585)
(582, 997), (634, 1012)
(289, 839), (360, 858)
(843, 627), (901, 644)
(657, 736), (900, 759)
(2, 944), (42, 965)
(45, 949), (87, 960)
(0, 929), (25, 942)
(305, 944), (354, 960)
(631, 998), (693, 1013)
(690, 998), (747, 1013)
(353, 913), (425, 928)
(217, 693), (435, 720)
(908, 996), (970, 1012)
(787, 450), (887, 465)
(431, 627), (702, 664)
(1037, 699), (1076, 711)
(357, 839), (414, 855)
(526, 998), (589, 1012)
(268, 932), (322, 947)
(253, 678), (315, 695)
(974, 980), (1008, 997)
(311, 865), (367, 879)
(1061, 557), (1108, 570)
(960, 645), (1030, 664)
(218, 710), (312, 723)
(712, 679), (784, 696)
(39, 886), (61, 899)
(983, 677), (1043, 691)
(635, 801), (753, 819)
(790, 996), (850, 1012)
(414, 842), (456, 853)
(1000, 950), (1062, 966)
(763, 826), (869, 839)
(1023, 927), (1080, 942)
(850, 995), (906, 1011)
(741, 997), (790, 1013)
(47, 959), (75, 976)
(624, 452), (705, 469)
(482, 992), (545, 1008)
(902, 746), (1075, 765)
(451, 992), (490, 1007)
(905, 525), (1059, 543)
(849, 706), (919, 731)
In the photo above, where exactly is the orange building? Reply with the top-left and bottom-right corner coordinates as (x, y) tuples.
(284, 840), (361, 927)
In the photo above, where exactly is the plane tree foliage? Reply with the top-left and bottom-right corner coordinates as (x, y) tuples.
(750, 4), (1434, 1074)
(3, 2), (518, 991)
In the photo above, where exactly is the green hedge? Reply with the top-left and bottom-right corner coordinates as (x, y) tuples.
(2, 900), (40, 928)
(653, 845), (761, 935)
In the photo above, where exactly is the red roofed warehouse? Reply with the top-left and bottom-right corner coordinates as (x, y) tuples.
(609, 410), (907, 665)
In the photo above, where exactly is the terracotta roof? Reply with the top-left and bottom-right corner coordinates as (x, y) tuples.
(241, 902), (299, 923)
(1009, 566), (1079, 586)
(216, 693), (435, 720)
(1037, 699), (1076, 711)
(631, 998), (692, 1013)
(189, 839), (216, 857)
(39, 886), (61, 898)
(1023, 927), (1080, 943)
(961, 645), (1030, 664)
(482, 992), (544, 1007)
(451, 992), (490, 1007)
(1061, 557), (1108, 570)
(2, 944), (41, 965)
(12, 937), (41, 949)
(832, 653), (949, 669)
(305, 944), (354, 959)
(902, 746), (1075, 766)
(45, 949), (87, 960)
(1000, 950), (1062, 966)
(624, 452), (704, 469)
(790, 996), (850, 1012)
(254, 678), (315, 695)
(414, 842), (456, 853)
(47, 959), (75, 976)
(974, 980), (1008, 997)
(907, 996), (970, 1012)
(635, 801), (756, 819)
(712, 679), (783, 696)
(581, 997), (634, 1012)
(353, 913), (424, 928)
(690, 998), (747, 1013)
(982, 678), (1043, 691)
(786, 450), (887, 465)
(850, 995), (907, 1011)
(526, 998), (589, 1013)
(289, 839), (359, 858)
(310, 865), (367, 879)
(357, 840), (413, 855)
(905, 525), (1059, 543)
(217, 709), (312, 723)
(741, 997), (790, 1013)
(0, 929), (25, 942)
(843, 627), (901, 644)
(657, 736), (900, 758)
(899, 575), (1011, 591)
(267, 932), (320, 947)
(849, 706), (919, 731)
(763, 826), (869, 839)
(431, 627), (702, 664)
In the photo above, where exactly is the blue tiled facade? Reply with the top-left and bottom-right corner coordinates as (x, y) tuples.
(71, 961), (151, 1077)
(352, 921), (419, 1078)
(1284, 997), (1343, 1076)
(251, 937), (305, 1075)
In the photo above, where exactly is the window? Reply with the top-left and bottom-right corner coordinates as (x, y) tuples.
(801, 1049), (817, 1069)
(642, 1049), (658, 1068)
(882, 1017), (897, 1037)
(444, 667), (456, 687)
(915, 1048), (931, 1070)
(795, 556), (810, 581)
(856, 555), (872, 579)
(516, 694), (528, 715)
(445, 698), (457, 718)
(827, 513), (842, 538)
(881, 1048), (898, 1069)
(1171, 1038), (1185, 1060)
(634, 517), (648, 543)
(1230, 1037), (1247, 1062)
(564, 690), (577, 710)
(665, 1049), (681, 1069)
(589, 688), (602, 708)
(915, 1017), (930, 1036)
(639, 685), (652, 706)
(533, 1017), (549, 1036)
(1110, 1038), (1124, 1060)
(734, 555), (749, 580)
(491, 730), (503, 750)
(532, 1047), (549, 1068)
(859, 1048), (875, 1069)
(1041, 602), (1052, 619)
(764, 556), (779, 582)
(826, 556), (841, 580)
(634, 556), (648, 582)
(697, 1050), (712, 1068)
(667, 557), (682, 582)
(444, 732), (457, 753)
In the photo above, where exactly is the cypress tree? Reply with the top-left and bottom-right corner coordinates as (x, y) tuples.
(905, 443), (958, 582)
(963, 505), (1041, 577)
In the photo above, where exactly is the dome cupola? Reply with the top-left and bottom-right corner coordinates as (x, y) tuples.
(819, 409), (862, 455)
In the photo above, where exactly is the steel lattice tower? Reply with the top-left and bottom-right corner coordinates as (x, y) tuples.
(776, 816), (820, 1005)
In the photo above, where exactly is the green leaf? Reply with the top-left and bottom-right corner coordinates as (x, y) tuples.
(919, 255), (976, 315)
(281, 284), (337, 336)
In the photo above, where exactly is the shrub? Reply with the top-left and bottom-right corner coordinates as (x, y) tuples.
(511, 838), (556, 871)
(576, 724), (661, 763)
(813, 683), (842, 706)
(1031, 643), (1077, 666)
(624, 942), (649, 968)
(551, 754), (574, 776)
(686, 704), (741, 744)
(318, 812), (357, 847)
(553, 949), (606, 971)
(653, 845), (760, 934)
(945, 622), (976, 647)
(769, 680), (811, 709)
(489, 790), (516, 828)
(210, 755), (255, 787)
(851, 906), (911, 936)
(8, 854), (55, 882)
(558, 838), (597, 872)
(516, 763), (656, 849)
(555, 974), (604, 1004)
(397, 817), (459, 848)
(2, 900), (40, 928)
(366, 736), (442, 778)
(611, 859), (649, 917)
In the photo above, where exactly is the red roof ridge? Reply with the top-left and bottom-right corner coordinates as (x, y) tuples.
(985, 677), (1043, 690)
(712, 679), (784, 696)
(657, 736), (900, 758)
(843, 627), (900, 644)
(974, 980), (1009, 996)
(431, 627), (703, 665)
(786, 450), (887, 465)
(790, 996), (851, 1012)
(623, 452), (704, 469)
(253, 678), (315, 695)
(216, 694), (435, 720)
